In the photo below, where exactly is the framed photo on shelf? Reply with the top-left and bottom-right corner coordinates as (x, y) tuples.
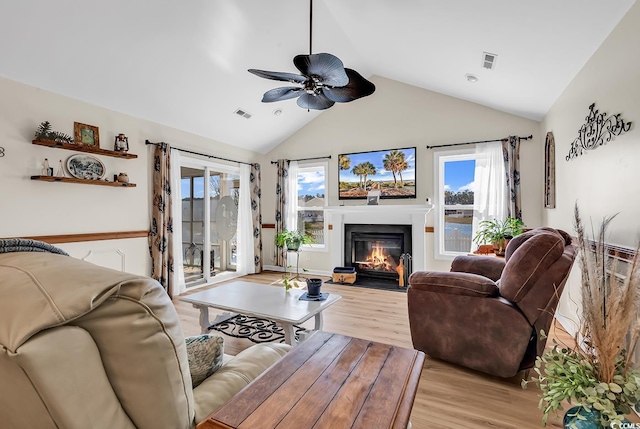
(74, 122), (100, 147)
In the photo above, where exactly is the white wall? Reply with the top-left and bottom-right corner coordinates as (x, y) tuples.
(0, 77), (261, 276)
(263, 76), (542, 274)
(542, 2), (640, 334)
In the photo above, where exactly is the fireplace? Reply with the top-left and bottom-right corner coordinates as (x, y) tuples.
(344, 224), (412, 281)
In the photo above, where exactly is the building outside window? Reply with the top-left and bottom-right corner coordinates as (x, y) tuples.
(296, 162), (327, 249)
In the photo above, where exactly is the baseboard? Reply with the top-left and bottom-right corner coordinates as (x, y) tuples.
(553, 312), (579, 338)
(262, 265), (331, 277)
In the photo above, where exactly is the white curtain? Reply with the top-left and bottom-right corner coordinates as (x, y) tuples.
(169, 150), (186, 297)
(237, 163), (255, 275)
(285, 160), (299, 231)
(472, 142), (507, 241)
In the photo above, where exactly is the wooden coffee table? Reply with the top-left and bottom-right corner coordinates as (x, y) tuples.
(197, 331), (425, 429)
(180, 281), (341, 345)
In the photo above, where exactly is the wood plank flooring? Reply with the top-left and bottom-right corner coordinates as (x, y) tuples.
(174, 271), (567, 428)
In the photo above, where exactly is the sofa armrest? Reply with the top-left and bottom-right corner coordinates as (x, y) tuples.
(193, 343), (290, 425)
(408, 271), (499, 297)
(450, 255), (505, 281)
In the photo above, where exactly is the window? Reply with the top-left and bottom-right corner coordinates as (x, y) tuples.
(296, 162), (327, 250)
(434, 150), (476, 258)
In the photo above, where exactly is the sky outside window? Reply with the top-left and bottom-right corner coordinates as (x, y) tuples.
(444, 160), (475, 194)
(298, 167), (325, 197)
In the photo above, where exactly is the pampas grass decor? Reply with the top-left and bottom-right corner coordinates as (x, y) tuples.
(574, 203), (640, 383)
(523, 206), (640, 426)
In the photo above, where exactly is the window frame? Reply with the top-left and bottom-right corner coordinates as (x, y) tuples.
(296, 161), (328, 252)
(433, 149), (477, 260)
(179, 156), (242, 286)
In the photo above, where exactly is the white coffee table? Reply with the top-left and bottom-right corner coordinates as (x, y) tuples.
(180, 281), (341, 345)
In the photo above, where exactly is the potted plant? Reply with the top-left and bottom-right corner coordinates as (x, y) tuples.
(473, 217), (525, 256)
(275, 229), (315, 290)
(522, 205), (640, 428)
(274, 229), (315, 251)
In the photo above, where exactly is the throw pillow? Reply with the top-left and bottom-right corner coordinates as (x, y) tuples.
(185, 333), (224, 387)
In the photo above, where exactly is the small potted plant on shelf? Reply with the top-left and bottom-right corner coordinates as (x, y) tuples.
(274, 229), (315, 251)
(473, 217), (524, 256)
(522, 205), (640, 428)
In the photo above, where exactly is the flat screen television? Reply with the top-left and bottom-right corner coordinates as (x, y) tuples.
(338, 147), (416, 200)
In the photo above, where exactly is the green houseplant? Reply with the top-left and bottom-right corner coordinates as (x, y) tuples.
(522, 205), (640, 428)
(473, 217), (525, 256)
(275, 229), (316, 290)
(274, 229), (314, 251)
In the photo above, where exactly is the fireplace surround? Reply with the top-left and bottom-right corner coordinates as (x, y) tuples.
(326, 204), (433, 274)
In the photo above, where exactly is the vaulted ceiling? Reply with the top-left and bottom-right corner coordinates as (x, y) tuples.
(0, 0), (634, 153)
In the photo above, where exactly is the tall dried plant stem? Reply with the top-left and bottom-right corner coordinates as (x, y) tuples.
(574, 204), (640, 383)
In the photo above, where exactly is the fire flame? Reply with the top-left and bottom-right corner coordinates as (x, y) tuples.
(359, 242), (394, 272)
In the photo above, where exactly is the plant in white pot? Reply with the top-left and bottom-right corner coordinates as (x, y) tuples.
(522, 205), (640, 428)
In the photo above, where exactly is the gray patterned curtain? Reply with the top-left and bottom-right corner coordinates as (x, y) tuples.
(275, 159), (289, 267)
(148, 142), (174, 294)
(502, 136), (522, 220)
(250, 163), (263, 273)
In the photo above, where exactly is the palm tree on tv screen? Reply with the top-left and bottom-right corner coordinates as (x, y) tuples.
(361, 162), (377, 188)
(351, 164), (366, 189)
(383, 150), (408, 189)
(339, 155), (351, 170)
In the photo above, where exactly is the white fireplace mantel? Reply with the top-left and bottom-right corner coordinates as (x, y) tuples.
(326, 204), (434, 272)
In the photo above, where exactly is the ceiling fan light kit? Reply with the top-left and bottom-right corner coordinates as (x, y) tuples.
(248, 0), (375, 110)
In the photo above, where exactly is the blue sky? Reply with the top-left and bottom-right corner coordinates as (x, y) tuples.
(298, 166), (325, 197)
(338, 148), (416, 184)
(444, 160), (475, 192)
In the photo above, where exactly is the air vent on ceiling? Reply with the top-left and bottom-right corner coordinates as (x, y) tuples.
(234, 108), (252, 119)
(482, 52), (497, 70)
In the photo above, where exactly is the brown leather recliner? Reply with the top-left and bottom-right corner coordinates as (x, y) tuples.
(407, 227), (577, 378)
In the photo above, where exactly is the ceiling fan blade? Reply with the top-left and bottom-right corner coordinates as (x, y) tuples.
(248, 69), (307, 83)
(296, 93), (335, 110)
(261, 87), (304, 103)
(322, 68), (376, 103)
(293, 53), (348, 87)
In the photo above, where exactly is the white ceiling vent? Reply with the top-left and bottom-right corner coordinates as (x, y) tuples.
(234, 108), (252, 119)
(481, 52), (497, 70)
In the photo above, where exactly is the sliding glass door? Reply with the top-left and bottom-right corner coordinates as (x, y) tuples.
(180, 159), (240, 288)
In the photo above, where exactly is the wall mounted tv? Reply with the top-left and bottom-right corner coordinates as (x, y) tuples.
(338, 147), (416, 200)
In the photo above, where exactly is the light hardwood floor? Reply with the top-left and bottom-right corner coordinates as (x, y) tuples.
(174, 271), (567, 428)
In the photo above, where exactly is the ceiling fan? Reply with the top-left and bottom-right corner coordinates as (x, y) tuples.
(248, 0), (375, 111)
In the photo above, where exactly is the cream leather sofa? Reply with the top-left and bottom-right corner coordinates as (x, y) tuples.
(0, 252), (290, 429)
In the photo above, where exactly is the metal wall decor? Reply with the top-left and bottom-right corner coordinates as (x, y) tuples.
(566, 103), (632, 161)
(0, 146), (4, 157)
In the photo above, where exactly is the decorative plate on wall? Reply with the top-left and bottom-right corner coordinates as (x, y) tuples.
(66, 154), (105, 180)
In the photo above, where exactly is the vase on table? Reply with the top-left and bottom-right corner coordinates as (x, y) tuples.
(306, 278), (322, 297)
